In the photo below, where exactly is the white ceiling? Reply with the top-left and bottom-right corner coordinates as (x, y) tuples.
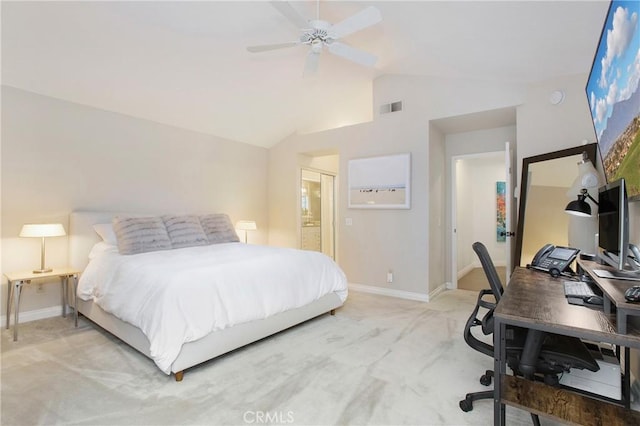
(2, 1), (610, 148)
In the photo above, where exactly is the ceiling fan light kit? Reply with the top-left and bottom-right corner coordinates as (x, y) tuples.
(247, 1), (382, 74)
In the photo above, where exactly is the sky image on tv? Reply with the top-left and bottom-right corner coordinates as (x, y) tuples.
(586, 0), (640, 199)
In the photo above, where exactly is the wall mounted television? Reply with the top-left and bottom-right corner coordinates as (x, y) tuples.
(586, 0), (640, 201)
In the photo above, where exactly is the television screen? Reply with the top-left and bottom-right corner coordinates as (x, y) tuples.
(586, 0), (640, 200)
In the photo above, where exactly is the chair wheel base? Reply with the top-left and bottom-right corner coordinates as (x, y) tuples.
(459, 396), (473, 412)
(480, 374), (492, 386)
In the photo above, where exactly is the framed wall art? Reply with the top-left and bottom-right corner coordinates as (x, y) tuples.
(496, 181), (506, 242)
(348, 153), (411, 209)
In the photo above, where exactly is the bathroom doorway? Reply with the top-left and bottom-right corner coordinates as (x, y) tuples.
(300, 169), (335, 259)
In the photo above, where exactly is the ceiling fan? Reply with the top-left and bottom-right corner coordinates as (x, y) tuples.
(247, 1), (382, 74)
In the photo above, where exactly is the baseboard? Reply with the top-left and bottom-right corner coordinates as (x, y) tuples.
(458, 259), (506, 279)
(348, 283), (429, 302)
(1, 305), (63, 328)
(429, 283), (448, 300)
(457, 263), (476, 279)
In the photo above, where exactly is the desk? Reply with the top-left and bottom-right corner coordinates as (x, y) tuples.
(494, 267), (640, 425)
(578, 259), (640, 334)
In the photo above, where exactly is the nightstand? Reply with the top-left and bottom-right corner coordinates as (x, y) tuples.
(4, 268), (80, 341)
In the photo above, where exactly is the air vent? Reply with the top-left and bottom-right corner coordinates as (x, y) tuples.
(380, 101), (403, 114)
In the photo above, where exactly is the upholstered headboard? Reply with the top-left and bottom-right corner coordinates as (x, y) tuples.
(69, 211), (116, 270)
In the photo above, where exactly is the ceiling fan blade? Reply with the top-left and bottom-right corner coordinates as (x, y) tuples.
(270, 1), (310, 30)
(304, 51), (320, 76)
(330, 6), (382, 39)
(328, 41), (377, 67)
(247, 42), (298, 53)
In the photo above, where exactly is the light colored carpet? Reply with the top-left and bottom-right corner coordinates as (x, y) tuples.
(2, 290), (559, 425)
(458, 267), (507, 292)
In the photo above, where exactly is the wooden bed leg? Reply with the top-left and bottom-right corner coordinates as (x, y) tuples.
(174, 371), (184, 382)
(330, 309), (336, 316)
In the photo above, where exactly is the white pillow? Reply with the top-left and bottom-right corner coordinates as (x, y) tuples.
(88, 241), (119, 259)
(93, 223), (117, 246)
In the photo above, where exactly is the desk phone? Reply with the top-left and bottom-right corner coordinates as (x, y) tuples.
(529, 244), (580, 277)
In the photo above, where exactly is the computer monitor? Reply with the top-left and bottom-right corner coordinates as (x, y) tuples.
(598, 179), (630, 270)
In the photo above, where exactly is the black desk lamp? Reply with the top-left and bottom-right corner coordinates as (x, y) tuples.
(565, 188), (598, 217)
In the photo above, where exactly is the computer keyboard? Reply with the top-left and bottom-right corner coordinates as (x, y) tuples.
(563, 281), (596, 298)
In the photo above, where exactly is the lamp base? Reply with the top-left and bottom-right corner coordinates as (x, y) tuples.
(33, 268), (52, 274)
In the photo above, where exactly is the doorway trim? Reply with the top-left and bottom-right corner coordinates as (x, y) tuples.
(299, 166), (337, 260)
(450, 149), (510, 289)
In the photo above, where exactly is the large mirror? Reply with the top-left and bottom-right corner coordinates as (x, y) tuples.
(514, 144), (598, 268)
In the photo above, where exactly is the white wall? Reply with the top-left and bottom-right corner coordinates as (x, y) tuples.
(455, 158), (474, 272)
(428, 125), (446, 293)
(269, 75), (526, 298)
(269, 116), (431, 297)
(269, 72), (614, 299)
(516, 75), (597, 179)
(1, 86), (268, 317)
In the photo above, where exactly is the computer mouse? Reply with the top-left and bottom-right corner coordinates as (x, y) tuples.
(585, 295), (603, 305)
(624, 286), (640, 302)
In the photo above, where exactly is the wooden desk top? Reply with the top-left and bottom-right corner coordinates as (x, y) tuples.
(495, 267), (640, 349)
(578, 259), (640, 314)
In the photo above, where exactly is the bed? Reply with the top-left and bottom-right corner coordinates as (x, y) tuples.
(69, 211), (347, 381)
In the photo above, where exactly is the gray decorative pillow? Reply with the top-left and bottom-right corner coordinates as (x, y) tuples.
(162, 215), (209, 249)
(112, 216), (172, 255)
(199, 214), (240, 244)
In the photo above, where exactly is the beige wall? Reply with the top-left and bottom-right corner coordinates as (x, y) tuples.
(1, 86), (268, 317)
(269, 116), (431, 296)
(269, 75), (527, 298)
(428, 125), (446, 293)
(268, 72), (638, 299)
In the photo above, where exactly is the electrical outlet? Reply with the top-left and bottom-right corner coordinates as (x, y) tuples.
(387, 270), (393, 283)
(36, 283), (44, 294)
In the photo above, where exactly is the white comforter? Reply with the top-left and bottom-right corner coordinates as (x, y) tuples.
(78, 242), (348, 374)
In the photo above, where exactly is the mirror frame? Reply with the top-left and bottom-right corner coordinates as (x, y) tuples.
(514, 143), (598, 268)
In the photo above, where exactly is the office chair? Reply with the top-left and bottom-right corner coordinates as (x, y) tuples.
(459, 242), (599, 423)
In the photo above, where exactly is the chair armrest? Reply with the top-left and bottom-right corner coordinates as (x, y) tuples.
(478, 288), (497, 310)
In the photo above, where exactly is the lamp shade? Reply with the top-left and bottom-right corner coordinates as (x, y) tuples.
(566, 153), (601, 197)
(565, 198), (592, 217)
(235, 220), (257, 231)
(19, 223), (66, 238)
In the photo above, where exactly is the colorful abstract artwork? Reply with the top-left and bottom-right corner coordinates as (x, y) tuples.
(496, 181), (506, 242)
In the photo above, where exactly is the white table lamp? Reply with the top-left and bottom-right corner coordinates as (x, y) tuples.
(19, 223), (66, 273)
(236, 220), (257, 243)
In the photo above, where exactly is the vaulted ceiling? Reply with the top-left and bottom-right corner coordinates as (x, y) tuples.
(2, 1), (610, 147)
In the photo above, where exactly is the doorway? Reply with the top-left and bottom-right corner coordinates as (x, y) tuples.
(451, 147), (513, 291)
(300, 169), (335, 259)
